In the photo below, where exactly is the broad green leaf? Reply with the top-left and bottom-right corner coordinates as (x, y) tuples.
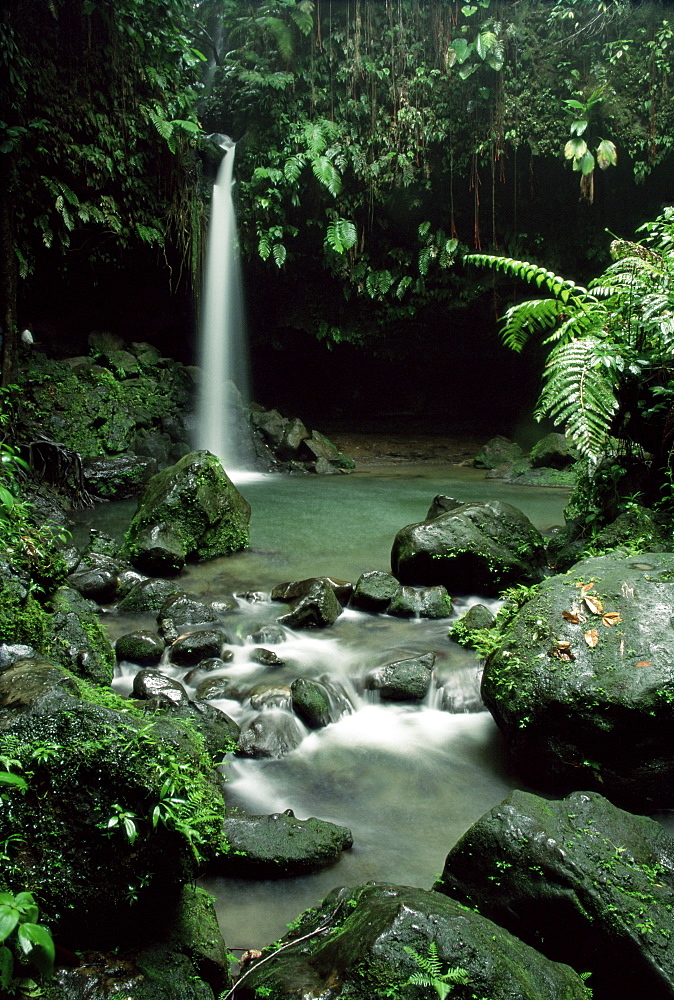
(458, 62), (478, 80)
(564, 137), (587, 160)
(570, 119), (588, 136)
(564, 99), (587, 111)
(579, 150), (595, 175)
(0, 905), (19, 942)
(452, 38), (471, 64)
(596, 138), (617, 169)
(18, 924), (55, 973)
(462, 5), (478, 16)
(486, 44), (504, 71)
(0, 945), (12, 989)
(476, 31), (496, 60)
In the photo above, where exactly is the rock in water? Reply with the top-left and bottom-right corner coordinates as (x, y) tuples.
(481, 550), (674, 808)
(240, 882), (589, 999)
(124, 450), (251, 573)
(391, 498), (546, 595)
(436, 788), (674, 1000)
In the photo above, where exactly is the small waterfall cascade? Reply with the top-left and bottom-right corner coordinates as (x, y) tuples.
(195, 136), (251, 471)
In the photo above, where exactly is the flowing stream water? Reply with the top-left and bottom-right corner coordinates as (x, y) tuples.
(76, 464), (570, 953)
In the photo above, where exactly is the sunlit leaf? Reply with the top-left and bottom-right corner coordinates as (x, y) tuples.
(602, 611), (622, 626)
(584, 628), (599, 648)
(564, 137), (587, 160)
(562, 610), (581, 623)
(596, 138), (617, 169)
(584, 595), (604, 615)
(636, 661), (652, 667)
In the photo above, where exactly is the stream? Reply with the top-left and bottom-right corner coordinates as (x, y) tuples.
(74, 463), (569, 952)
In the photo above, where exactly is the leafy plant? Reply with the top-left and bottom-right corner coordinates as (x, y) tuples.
(467, 209), (674, 476)
(0, 891), (54, 995)
(404, 942), (470, 999)
(562, 86), (617, 202)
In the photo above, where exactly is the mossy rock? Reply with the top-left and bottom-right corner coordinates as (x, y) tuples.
(219, 808), (353, 876)
(241, 882), (589, 999)
(124, 451), (250, 573)
(0, 660), (226, 944)
(437, 789), (674, 1000)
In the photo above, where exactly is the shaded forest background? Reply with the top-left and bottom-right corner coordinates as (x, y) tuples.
(2, 0), (674, 438)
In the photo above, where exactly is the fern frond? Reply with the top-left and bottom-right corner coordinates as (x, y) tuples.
(466, 253), (588, 300)
(499, 298), (568, 351)
(311, 156), (341, 197)
(536, 337), (619, 463)
(326, 218), (357, 254)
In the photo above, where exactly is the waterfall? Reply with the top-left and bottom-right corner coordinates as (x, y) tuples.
(195, 137), (251, 471)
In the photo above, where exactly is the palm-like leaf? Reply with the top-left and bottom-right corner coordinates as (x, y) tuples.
(536, 337), (619, 463)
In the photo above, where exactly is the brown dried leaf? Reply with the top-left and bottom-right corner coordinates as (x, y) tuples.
(636, 661), (652, 668)
(556, 641), (572, 650)
(602, 612), (622, 627)
(584, 629), (599, 648)
(583, 595), (604, 615)
(562, 610), (581, 623)
(578, 582), (595, 594)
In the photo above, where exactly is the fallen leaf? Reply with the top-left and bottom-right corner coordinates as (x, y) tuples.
(583, 595), (604, 615)
(602, 612), (622, 627)
(584, 629), (599, 648)
(557, 641), (572, 650)
(577, 582), (595, 594)
(636, 661), (652, 668)
(562, 610), (581, 623)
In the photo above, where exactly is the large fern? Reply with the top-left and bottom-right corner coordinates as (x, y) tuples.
(466, 224), (674, 465)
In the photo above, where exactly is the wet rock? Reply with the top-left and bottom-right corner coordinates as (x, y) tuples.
(249, 685), (292, 710)
(473, 435), (524, 469)
(279, 416), (309, 457)
(49, 586), (115, 686)
(169, 629), (228, 667)
(144, 698), (240, 762)
(436, 789), (674, 1000)
(115, 630), (165, 666)
(425, 494), (464, 519)
(83, 455), (158, 500)
(449, 602), (495, 648)
(192, 655), (233, 673)
(350, 570), (399, 612)
(157, 593), (222, 642)
(529, 431), (575, 469)
(387, 584), (452, 618)
(196, 676), (240, 701)
(132, 669), (189, 706)
(482, 550), (674, 808)
(365, 652), (435, 702)
(237, 710), (305, 758)
(67, 561), (119, 603)
(271, 576), (350, 605)
(391, 499), (546, 596)
(0, 660), (225, 943)
(251, 647), (285, 668)
(251, 407), (286, 449)
(291, 678), (333, 729)
(0, 643), (37, 671)
(126, 521), (187, 574)
(248, 625), (287, 645)
(124, 450), (251, 572)
(117, 578), (185, 614)
(301, 429), (355, 470)
(116, 568), (148, 599)
(275, 579), (342, 629)
(220, 808), (353, 877)
(240, 881), (589, 1000)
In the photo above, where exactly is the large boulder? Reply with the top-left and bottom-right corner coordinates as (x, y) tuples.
(50, 885), (230, 1000)
(219, 808), (353, 877)
(365, 652), (435, 702)
(481, 551), (674, 808)
(0, 659), (226, 944)
(436, 789), (674, 1000)
(274, 578), (343, 628)
(473, 435), (524, 469)
(48, 586), (115, 686)
(238, 881), (590, 999)
(124, 451), (250, 573)
(82, 454), (158, 499)
(391, 499), (546, 596)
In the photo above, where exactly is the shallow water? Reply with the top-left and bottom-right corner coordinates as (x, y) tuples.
(76, 464), (569, 950)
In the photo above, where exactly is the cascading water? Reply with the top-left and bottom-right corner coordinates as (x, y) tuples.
(195, 135), (251, 472)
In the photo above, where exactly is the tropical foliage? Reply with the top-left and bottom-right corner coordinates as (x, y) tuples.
(467, 209), (674, 487)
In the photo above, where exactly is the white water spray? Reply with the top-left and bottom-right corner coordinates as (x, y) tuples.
(195, 137), (251, 472)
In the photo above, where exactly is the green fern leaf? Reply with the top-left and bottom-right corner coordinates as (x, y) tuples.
(272, 243), (286, 267)
(284, 154), (306, 184)
(536, 337), (619, 463)
(311, 156), (341, 197)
